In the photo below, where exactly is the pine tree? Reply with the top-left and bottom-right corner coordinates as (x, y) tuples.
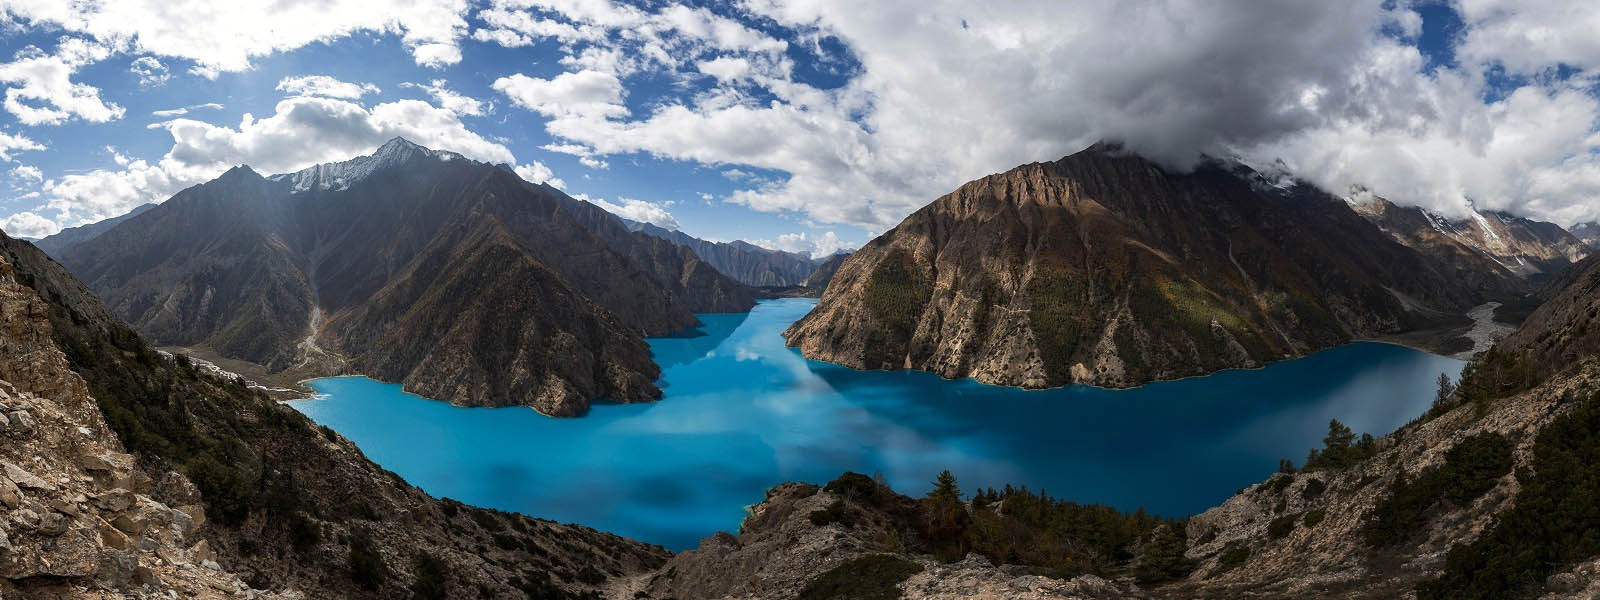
(1434, 372), (1457, 408)
(1324, 419), (1355, 452)
(921, 470), (969, 562)
(1135, 524), (1193, 583)
(929, 470), (961, 504)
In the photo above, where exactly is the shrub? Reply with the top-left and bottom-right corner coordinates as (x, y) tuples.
(1213, 543), (1249, 575)
(289, 513), (321, 552)
(1267, 514), (1298, 540)
(348, 533), (388, 590)
(1362, 432), (1512, 548)
(1417, 394), (1600, 599)
(809, 500), (860, 527)
(1302, 509), (1325, 528)
(410, 552), (449, 600)
(798, 554), (923, 600)
(1300, 478), (1326, 501)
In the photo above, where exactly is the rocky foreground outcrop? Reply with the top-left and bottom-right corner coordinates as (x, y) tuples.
(0, 251), (281, 598)
(787, 143), (1512, 389)
(623, 481), (1147, 600)
(2, 232), (668, 598)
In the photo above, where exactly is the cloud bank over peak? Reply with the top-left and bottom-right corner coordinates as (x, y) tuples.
(478, 0), (1600, 230)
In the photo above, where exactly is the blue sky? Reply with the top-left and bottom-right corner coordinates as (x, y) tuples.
(2, 1), (1600, 248)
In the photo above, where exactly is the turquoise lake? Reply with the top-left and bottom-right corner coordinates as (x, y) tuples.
(290, 298), (1464, 551)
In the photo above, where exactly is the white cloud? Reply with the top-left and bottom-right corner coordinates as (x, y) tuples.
(1455, 0), (1600, 74)
(750, 231), (854, 258)
(697, 57), (751, 82)
(24, 95), (519, 234)
(474, 0), (789, 79)
(151, 102), (224, 117)
(10, 165), (42, 182)
(1, 0), (470, 75)
(478, 0), (1600, 230)
(0, 211), (57, 238)
(0, 131), (44, 161)
(401, 79), (487, 116)
(514, 161), (566, 189)
(129, 56), (168, 86)
(0, 37), (123, 125)
(492, 70), (627, 118)
(276, 75), (380, 99)
(576, 194), (680, 229)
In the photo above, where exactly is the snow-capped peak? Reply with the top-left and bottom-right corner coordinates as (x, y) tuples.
(268, 137), (464, 193)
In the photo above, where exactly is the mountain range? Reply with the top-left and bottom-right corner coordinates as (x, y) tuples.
(52, 138), (754, 416)
(1349, 192), (1590, 284)
(6, 137), (1600, 598)
(624, 219), (839, 288)
(785, 143), (1557, 390)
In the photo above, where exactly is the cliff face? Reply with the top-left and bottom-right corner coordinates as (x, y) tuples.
(1351, 194), (1588, 283)
(786, 144), (1501, 389)
(1, 231), (668, 597)
(58, 138), (753, 414)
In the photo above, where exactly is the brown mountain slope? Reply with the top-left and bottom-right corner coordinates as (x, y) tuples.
(328, 213), (658, 416)
(0, 231), (668, 597)
(786, 143), (1510, 389)
(58, 138), (752, 414)
(1496, 252), (1600, 380)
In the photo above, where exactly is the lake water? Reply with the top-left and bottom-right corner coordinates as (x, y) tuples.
(290, 298), (1464, 551)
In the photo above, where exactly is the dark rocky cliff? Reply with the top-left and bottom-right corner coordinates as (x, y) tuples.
(786, 143), (1503, 389)
(58, 138), (753, 414)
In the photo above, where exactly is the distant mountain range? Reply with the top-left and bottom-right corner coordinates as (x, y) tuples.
(28, 203), (156, 256)
(1349, 192), (1589, 284)
(620, 219), (844, 288)
(786, 143), (1556, 389)
(53, 138), (754, 415)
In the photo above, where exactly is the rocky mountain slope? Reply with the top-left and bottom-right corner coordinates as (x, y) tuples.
(0, 246), (280, 598)
(29, 203), (155, 256)
(1566, 222), (1600, 249)
(1164, 244), (1600, 599)
(1349, 193), (1589, 283)
(627, 220), (826, 287)
(0, 230), (668, 597)
(57, 138), (752, 415)
(786, 143), (1514, 389)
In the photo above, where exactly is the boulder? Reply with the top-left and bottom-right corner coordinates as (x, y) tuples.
(6, 409), (32, 434)
(0, 476), (20, 508)
(94, 488), (135, 512)
(2, 461), (53, 491)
